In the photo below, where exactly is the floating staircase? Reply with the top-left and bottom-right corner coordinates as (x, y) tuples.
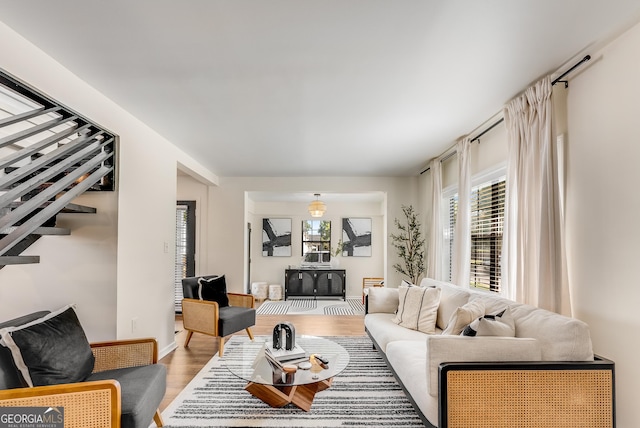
(0, 70), (116, 267)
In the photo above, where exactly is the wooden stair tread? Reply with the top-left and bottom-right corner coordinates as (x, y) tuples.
(0, 255), (40, 265)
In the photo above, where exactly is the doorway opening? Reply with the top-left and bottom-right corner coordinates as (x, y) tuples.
(175, 201), (196, 313)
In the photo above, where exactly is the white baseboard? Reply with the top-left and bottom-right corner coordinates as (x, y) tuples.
(159, 340), (178, 360)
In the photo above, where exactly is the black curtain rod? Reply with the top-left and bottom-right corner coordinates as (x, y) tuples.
(470, 117), (504, 144)
(551, 55), (591, 87)
(419, 54), (591, 175)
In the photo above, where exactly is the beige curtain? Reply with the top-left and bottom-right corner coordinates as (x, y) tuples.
(451, 137), (471, 286)
(502, 75), (571, 315)
(427, 158), (443, 280)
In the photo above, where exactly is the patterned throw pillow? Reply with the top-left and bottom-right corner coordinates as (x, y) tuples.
(198, 275), (230, 307)
(462, 307), (515, 337)
(392, 286), (441, 334)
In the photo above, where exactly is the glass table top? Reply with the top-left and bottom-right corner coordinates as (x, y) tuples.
(222, 335), (350, 387)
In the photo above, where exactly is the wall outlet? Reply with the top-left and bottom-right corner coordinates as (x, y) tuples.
(163, 241), (169, 253)
(131, 317), (138, 333)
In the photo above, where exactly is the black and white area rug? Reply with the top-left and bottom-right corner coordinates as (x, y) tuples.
(256, 299), (365, 316)
(160, 336), (424, 427)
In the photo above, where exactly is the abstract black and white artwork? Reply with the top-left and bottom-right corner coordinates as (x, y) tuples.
(262, 218), (292, 257)
(342, 218), (372, 257)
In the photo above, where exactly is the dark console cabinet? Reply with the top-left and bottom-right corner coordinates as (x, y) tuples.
(285, 269), (346, 300)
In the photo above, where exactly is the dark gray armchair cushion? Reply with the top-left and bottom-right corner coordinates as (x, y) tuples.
(0, 305), (94, 387)
(88, 364), (166, 428)
(218, 306), (256, 337)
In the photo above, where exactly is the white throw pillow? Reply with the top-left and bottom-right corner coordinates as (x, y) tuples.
(442, 300), (485, 335)
(462, 307), (516, 337)
(392, 286), (441, 334)
(367, 287), (399, 314)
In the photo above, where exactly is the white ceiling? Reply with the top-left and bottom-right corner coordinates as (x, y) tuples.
(1, 1), (639, 177)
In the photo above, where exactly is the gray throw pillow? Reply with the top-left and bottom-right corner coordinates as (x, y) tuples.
(0, 305), (95, 387)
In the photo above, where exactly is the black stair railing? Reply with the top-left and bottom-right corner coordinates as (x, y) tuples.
(0, 70), (117, 264)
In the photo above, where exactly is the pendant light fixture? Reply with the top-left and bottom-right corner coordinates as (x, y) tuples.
(308, 193), (326, 218)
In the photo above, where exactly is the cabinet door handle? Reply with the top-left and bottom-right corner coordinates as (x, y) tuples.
(328, 273), (332, 280)
(298, 273), (302, 280)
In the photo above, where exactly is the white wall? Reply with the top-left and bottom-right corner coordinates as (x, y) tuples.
(0, 21), (216, 358)
(177, 174), (210, 275)
(0, 191), (118, 341)
(565, 21), (640, 427)
(206, 176), (417, 294)
(249, 200), (385, 298)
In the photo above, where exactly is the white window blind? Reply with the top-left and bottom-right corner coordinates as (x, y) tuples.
(447, 176), (505, 292)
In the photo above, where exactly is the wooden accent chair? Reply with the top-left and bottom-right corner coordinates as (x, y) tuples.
(0, 311), (166, 428)
(362, 277), (384, 304)
(181, 275), (256, 357)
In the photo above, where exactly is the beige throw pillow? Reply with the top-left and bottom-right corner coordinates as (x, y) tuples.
(436, 286), (471, 330)
(442, 300), (485, 335)
(367, 287), (400, 314)
(392, 286), (441, 334)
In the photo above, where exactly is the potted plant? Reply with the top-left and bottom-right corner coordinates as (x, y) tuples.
(390, 205), (425, 284)
(330, 240), (344, 268)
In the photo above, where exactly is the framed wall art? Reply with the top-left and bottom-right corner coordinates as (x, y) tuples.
(341, 217), (372, 257)
(262, 218), (292, 256)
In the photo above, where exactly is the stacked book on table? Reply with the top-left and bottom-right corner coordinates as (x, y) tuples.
(264, 343), (307, 369)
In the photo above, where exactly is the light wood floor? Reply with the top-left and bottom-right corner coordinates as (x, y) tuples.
(158, 313), (366, 411)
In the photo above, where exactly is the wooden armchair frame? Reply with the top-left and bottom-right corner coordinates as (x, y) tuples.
(182, 293), (255, 357)
(0, 338), (163, 428)
(362, 277), (384, 304)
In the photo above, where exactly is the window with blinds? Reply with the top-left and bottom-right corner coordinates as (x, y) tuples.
(447, 176), (505, 292)
(175, 201), (195, 312)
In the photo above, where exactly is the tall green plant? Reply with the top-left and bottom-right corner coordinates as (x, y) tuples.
(390, 205), (425, 284)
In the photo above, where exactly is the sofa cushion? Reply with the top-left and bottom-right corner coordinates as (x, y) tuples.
(442, 300), (485, 335)
(198, 275), (229, 307)
(367, 287), (399, 314)
(392, 286), (441, 334)
(0, 305), (94, 387)
(469, 291), (594, 361)
(88, 364), (167, 428)
(386, 340), (438, 426)
(509, 303), (594, 360)
(365, 313), (437, 352)
(462, 307), (515, 337)
(435, 283), (471, 330)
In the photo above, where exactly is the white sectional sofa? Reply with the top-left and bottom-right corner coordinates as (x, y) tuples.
(364, 278), (615, 428)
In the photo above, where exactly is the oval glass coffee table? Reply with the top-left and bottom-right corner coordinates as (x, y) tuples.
(223, 335), (350, 411)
